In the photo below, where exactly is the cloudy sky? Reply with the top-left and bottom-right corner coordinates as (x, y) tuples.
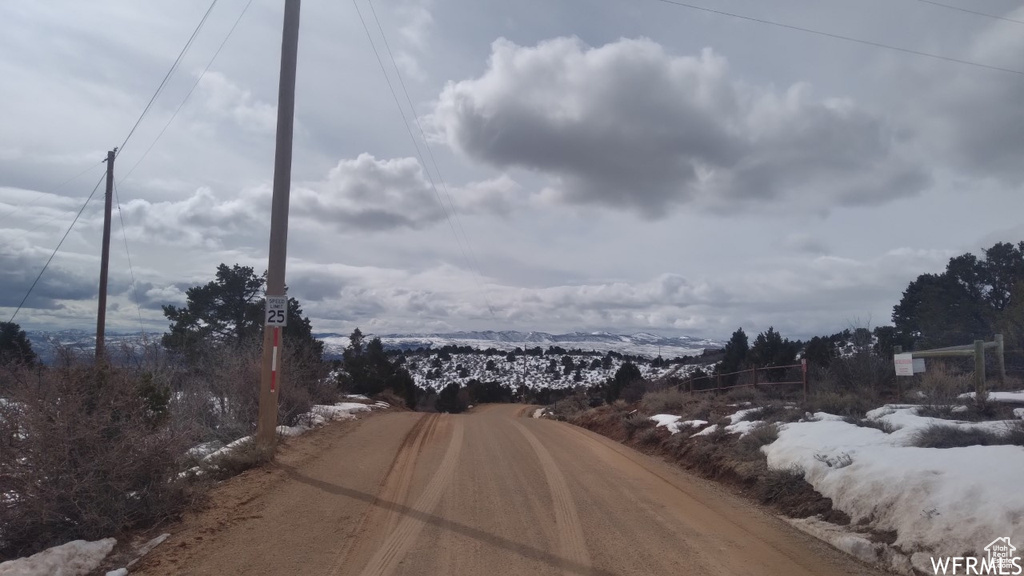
(1, 0), (1022, 340)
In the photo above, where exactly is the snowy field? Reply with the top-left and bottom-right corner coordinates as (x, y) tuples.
(651, 394), (1024, 574)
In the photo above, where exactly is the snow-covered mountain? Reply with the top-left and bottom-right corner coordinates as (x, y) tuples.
(317, 330), (722, 359)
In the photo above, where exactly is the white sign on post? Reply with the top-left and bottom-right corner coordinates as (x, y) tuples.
(894, 353), (914, 377)
(265, 295), (288, 327)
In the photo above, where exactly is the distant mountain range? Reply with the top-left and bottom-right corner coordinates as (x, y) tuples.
(24, 329), (723, 363)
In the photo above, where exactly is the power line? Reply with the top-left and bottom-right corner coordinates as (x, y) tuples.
(351, 0), (497, 317)
(912, 0), (1024, 26)
(364, 0), (497, 317)
(117, 0), (220, 157)
(649, 0), (1024, 77)
(113, 181), (146, 337)
(120, 0), (255, 184)
(8, 173), (105, 323)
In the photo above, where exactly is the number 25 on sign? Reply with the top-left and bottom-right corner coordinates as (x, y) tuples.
(265, 295), (288, 327)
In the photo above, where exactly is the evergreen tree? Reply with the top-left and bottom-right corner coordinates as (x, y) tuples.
(802, 336), (834, 368)
(162, 263), (323, 358)
(605, 361), (642, 402)
(748, 327), (798, 381)
(716, 328), (748, 385)
(436, 382), (465, 413)
(0, 322), (37, 366)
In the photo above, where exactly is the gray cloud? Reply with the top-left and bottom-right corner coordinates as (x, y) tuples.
(889, 7), (1024, 184)
(426, 37), (929, 217)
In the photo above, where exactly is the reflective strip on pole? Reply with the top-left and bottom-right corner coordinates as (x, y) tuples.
(271, 327), (280, 393)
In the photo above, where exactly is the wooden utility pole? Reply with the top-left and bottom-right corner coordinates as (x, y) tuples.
(256, 0), (301, 454)
(95, 149), (116, 363)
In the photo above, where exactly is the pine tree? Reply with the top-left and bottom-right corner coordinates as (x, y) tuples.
(0, 322), (37, 366)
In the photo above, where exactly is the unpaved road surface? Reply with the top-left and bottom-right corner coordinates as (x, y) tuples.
(136, 405), (885, 575)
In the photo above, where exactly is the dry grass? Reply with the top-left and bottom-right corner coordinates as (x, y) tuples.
(640, 388), (690, 413)
(912, 423), (1024, 448)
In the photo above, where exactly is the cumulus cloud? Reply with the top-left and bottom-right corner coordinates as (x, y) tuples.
(115, 186), (266, 248)
(425, 37), (929, 217)
(292, 153), (520, 231)
(196, 71), (277, 133)
(108, 155), (520, 242)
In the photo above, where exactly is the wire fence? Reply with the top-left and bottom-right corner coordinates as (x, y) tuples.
(679, 360), (809, 401)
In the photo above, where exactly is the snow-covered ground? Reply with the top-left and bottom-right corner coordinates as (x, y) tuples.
(403, 352), (710, 393)
(651, 394), (1024, 574)
(0, 539), (115, 576)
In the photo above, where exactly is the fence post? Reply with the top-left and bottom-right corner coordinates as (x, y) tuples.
(974, 339), (987, 404)
(801, 358), (808, 404)
(752, 366), (758, 389)
(716, 373), (722, 394)
(995, 334), (1005, 387)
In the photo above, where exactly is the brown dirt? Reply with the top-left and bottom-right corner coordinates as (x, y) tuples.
(132, 404), (885, 575)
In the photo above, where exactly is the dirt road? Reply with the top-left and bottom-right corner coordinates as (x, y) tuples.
(136, 405), (884, 575)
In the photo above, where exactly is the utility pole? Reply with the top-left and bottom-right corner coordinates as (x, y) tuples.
(256, 0), (301, 455)
(95, 148), (116, 363)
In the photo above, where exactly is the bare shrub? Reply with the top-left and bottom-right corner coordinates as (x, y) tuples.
(917, 362), (969, 410)
(641, 388), (690, 414)
(803, 391), (873, 418)
(374, 389), (406, 409)
(816, 350), (893, 400)
(756, 467), (807, 504)
(635, 426), (662, 445)
(912, 424), (1023, 448)
(0, 363), (195, 558)
(170, 340), (334, 443)
(844, 417), (896, 434)
(547, 394), (590, 421)
(622, 412), (655, 439)
(735, 423), (780, 460)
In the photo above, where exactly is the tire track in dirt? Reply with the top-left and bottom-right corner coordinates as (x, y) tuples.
(325, 413), (434, 576)
(353, 415), (465, 576)
(511, 419), (592, 575)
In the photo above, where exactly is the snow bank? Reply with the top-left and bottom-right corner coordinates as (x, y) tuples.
(959, 390), (1024, 403)
(763, 408), (1024, 560)
(0, 538), (115, 576)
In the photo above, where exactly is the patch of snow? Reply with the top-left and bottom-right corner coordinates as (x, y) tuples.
(807, 412), (847, 422)
(865, 404), (1013, 446)
(105, 569), (128, 576)
(691, 424), (719, 437)
(532, 408), (544, 419)
(726, 407), (761, 424)
(1015, 408), (1024, 420)
(959, 390), (1024, 403)
(763, 417), (1024, 560)
(0, 538), (116, 576)
(343, 394), (370, 400)
(724, 420), (763, 437)
(650, 414), (708, 434)
(186, 440), (224, 459)
(784, 517), (880, 565)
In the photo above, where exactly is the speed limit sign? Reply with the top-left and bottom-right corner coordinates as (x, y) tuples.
(265, 295), (288, 327)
